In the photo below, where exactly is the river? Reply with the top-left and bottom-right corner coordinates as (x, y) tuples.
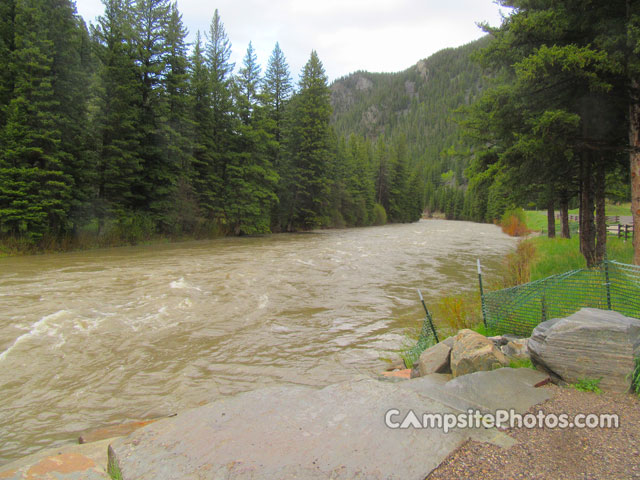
(0, 219), (515, 464)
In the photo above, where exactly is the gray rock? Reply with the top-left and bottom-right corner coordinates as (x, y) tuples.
(501, 339), (530, 360)
(418, 342), (452, 376)
(441, 336), (455, 348)
(488, 335), (509, 347)
(528, 308), (640, 392)
(107, 377), (513, 480)
(450, 329), (509, 377)
(403, 367), (552, 414)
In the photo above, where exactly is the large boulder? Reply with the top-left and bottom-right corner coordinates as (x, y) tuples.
(449, 329), (509, 377)
(418, 341), (452, 376)
(528, 308), (640, 392)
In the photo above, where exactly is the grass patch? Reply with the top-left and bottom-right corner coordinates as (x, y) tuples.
(598, 202), (632, 217)
(508, 357), (535, 369)
(525, 210), (561, 233)
(572, 378), (602, 394)
(470, 323), (499, 337)
(630, 357), (640, 397)
(520, 236), (634, 281)
(108, 458), (123, 480)
(528, 237), (586, 280)
(431, 291), (482, 337)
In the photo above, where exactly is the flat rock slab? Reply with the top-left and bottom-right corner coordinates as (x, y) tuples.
(402, 367), (553, 414)
(108, 376), (514, 480)
(79, 419), (160, 444)
(0, 438), (113, 480)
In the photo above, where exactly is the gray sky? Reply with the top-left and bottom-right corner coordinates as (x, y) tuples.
(75, 0), (509, 82)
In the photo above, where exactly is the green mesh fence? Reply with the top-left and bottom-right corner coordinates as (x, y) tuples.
(404, 260), (640, 366)
(403, 316), (438, 368)
(483, 260), (640, 337)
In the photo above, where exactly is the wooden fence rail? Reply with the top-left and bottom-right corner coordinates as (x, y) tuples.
(551, 212), (634, 240)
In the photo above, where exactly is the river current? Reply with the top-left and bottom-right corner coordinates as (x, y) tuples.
(0, 219), (515, 464)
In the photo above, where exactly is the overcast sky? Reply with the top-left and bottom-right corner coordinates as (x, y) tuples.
(74, 0), (509, 82)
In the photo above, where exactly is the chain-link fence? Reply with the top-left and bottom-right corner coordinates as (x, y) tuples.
(483, 260), (640, 336)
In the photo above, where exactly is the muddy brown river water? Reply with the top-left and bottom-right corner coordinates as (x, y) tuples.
(0, 219), (515, 464)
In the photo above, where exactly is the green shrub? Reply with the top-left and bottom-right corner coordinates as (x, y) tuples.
(500, 207), (529, 237)
(572, 378), (602, 394)
(372, 203), (387, 226)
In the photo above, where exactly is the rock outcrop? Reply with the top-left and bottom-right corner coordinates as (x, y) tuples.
(449, 329), (509, 377)
(528, 308), (640, 392)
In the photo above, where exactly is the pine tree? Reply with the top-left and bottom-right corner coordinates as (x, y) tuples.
(0, 0), (16, 130)
(0, 0), (79, 240)
(224, 42), (278, 234)
(281, 51), (332, 230)
(92, 0), (142, 222)
(50, 7), (94, 230)
(387, 135), (410, 222)
(373, 136), (390, 208)
(133, 0), (172, 224)
(236, 41), (260, 122)
(343, 134), (374, 226)
(262, 42), (293, 228)
(262, 42), (292, 145)
(164, 2), (196, 232)
(205, 8), (235, 219)
(189, 31), (218, 218)
(474, 0), (629, 265)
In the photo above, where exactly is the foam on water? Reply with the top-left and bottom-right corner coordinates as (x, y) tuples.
(258, 294), (269, 309)
(0, 310), (69, 361)
(170, 277), (202, 291)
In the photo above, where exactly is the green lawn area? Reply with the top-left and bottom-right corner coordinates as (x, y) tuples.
(525, 202), (632, 234)
(527, 236), (633, 280)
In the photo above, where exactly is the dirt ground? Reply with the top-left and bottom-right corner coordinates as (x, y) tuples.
(427, 384), (640, 480)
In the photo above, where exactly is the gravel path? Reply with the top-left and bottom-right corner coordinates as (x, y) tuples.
(427, 384), (640, 480)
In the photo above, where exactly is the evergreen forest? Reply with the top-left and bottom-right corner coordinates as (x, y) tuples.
(0, 0), (423, 250)
(1, 0), (639, 266)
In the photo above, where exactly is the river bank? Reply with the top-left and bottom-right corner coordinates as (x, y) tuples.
(400, 214), (635, 349)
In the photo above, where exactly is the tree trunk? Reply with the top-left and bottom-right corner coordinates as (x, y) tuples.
(560, 192), (570, 239)
(631, 80), (640, 265)
(580, 154), (597, 266)
(595, 162), (607, 263)
(546, 198), (556, 238)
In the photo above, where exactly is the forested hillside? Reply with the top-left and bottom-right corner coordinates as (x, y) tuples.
(330, 38), (490, 220)
(0, 0), (424, 252)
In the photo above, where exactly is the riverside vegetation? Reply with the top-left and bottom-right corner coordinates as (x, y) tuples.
(399, 208), (636, 368)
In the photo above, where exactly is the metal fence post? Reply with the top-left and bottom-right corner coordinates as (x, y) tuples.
(418, 289), (439, 344)
(477, 259), (487, 329)
(604, 256), (612, 310)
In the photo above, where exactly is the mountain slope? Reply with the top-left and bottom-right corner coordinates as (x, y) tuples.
(330, 37), (490, 173)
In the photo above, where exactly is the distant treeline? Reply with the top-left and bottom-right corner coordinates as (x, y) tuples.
(0, 0), (422, 248)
